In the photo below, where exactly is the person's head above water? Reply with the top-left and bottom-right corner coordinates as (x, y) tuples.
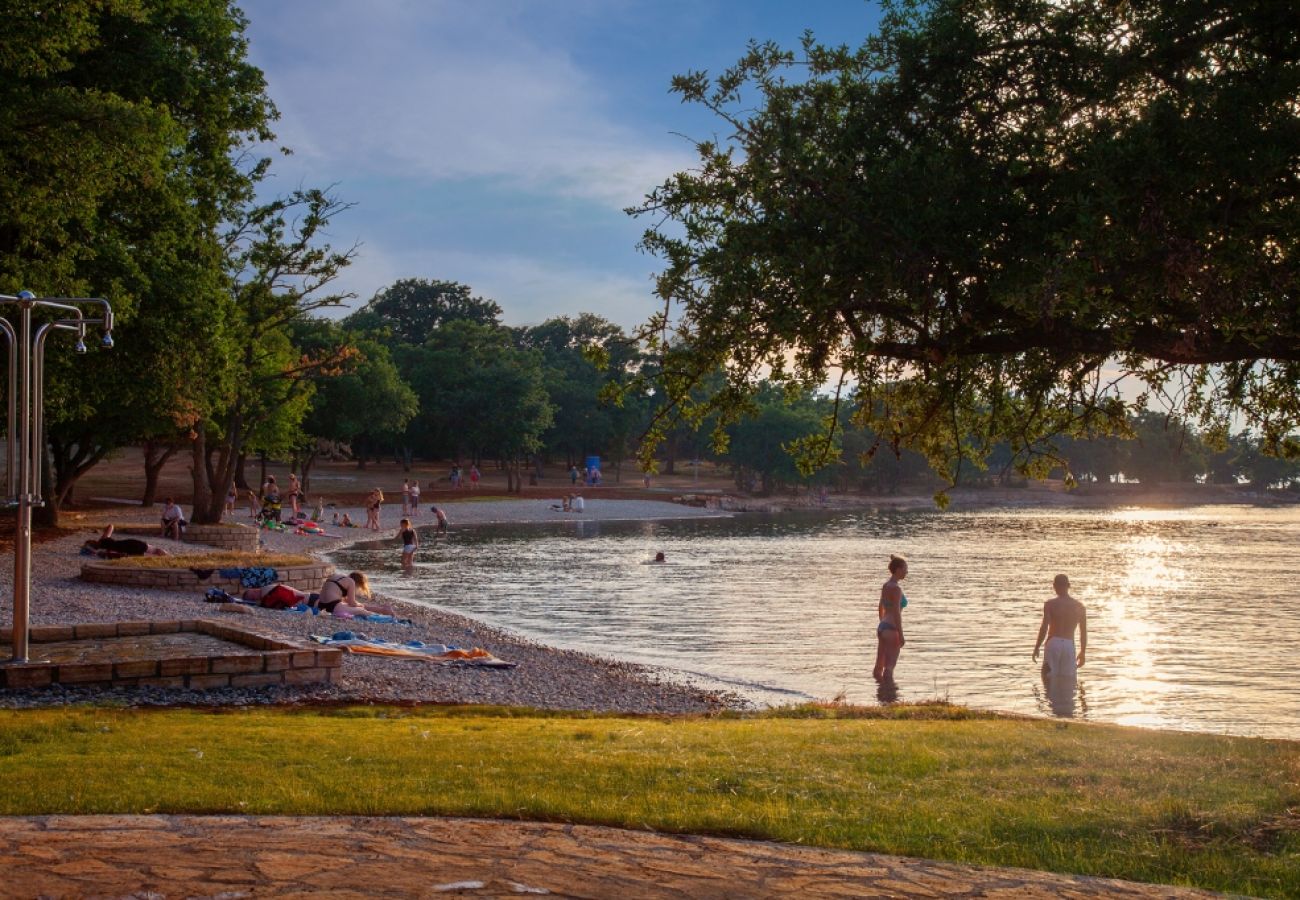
(654, 552), (665, 562)
(1053, 573), (1070, 594)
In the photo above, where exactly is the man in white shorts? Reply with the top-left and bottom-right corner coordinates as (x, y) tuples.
(1032, 574), (1087, 714)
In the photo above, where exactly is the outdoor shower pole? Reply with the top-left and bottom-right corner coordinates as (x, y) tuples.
(1, 291), (112, 663)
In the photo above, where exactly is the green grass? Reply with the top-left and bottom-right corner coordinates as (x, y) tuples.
(0, 705), (1295, 896)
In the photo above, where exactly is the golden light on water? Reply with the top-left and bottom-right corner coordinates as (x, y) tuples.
(1106, 528), (1187, 729)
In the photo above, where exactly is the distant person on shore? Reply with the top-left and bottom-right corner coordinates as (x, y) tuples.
(409, 479), (420, 515)
(469, 464), (480, 490)
(571, 494), (585, 513)
(432, 505), (449, 538)
(569, 465), (578, 486)
(315, 571), (395, 617)
(160, 497), (186, 541)
(401, 479), (411, 516)
(398, 517), (418, 569)
(365, 488), (383, 530)
(225, 487), (237, 517)
(872, 554), (908, 682)
(287, 473), (302, 517)
(1033, 574), (1087, 715)
(83, 525), (168, 558)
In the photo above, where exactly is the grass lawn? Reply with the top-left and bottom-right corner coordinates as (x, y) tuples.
(0, 705), (1295, 896)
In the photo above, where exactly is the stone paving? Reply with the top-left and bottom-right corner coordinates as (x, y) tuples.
(0, 816), (1220, 898)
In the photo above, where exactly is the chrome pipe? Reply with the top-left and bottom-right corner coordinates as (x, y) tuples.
(0, 318), (15, 499)
(7, 293), (112, 664)
(12, 299), (32, 662)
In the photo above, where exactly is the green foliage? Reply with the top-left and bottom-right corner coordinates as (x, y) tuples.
(724, 383), (837, 493)
(0, 707), (1295, 896)
(359, 278), (502, 345)
(633, 0), (1300, 488)
(518, 314), (646, 466)
(0, 0), (277, 518)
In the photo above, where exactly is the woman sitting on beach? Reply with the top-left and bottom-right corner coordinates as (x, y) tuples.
(82, 525), (169, 558)
(313, 571), (395, 617)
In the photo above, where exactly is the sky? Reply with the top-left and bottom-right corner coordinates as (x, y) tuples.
(238, 1), (883, 331)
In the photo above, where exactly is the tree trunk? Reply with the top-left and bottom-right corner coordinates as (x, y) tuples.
(141, 439), (179, 507)
(189, 426), (214, 523)
(258, 451), (268, 492)
(34, 447), (59, 528)
(234, 451), (250, 491)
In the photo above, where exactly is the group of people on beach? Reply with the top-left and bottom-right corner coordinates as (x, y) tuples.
(873, 554), (1088, 704)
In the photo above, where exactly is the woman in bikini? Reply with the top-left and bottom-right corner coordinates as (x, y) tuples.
(313, 571), (395, 617)
(872, 554), (908, 682)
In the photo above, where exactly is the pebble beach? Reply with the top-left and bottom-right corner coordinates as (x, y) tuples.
(0, 498), (740, 713)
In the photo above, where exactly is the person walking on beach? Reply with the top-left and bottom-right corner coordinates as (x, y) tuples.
(872, 554), (908, 682)
(409, 479), (420, 516)
(397, 517), (418, 570)
(1033, 574), (1087, 713)
(287, 473), (302, 517)
(365, 488), (384, 530)
(468, 464), (480, 490)
(401, 479), (411, 516)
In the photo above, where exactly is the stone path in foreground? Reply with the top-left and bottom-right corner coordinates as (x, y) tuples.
(0, 816), (1218, 898)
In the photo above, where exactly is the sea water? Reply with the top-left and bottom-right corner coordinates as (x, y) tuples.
(334, 504), (1300, 739)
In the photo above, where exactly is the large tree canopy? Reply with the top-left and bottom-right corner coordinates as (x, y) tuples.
(634, 0), (1300, 485)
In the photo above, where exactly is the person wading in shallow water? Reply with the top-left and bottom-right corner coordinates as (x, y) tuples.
(1033, 574), (1087, 713)
(872, 554), (908, 682)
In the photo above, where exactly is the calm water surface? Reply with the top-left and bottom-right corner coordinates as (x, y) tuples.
(335, 505), (1300, 739)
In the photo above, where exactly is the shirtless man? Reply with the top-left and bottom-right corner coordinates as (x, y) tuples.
(1032, 574), (1087, 685)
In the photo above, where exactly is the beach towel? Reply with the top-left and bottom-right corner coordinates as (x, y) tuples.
(216, 566), (279, 588)
(309, 633), (515, 668)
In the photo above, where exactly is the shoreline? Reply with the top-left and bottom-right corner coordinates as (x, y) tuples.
(0, 499), (743, 713)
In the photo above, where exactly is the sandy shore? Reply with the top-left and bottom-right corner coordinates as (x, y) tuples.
(0, 499), (739, 713)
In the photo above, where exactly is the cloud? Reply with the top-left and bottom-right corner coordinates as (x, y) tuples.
(323, 239), (659, 332)
(244, 0), (693, 208)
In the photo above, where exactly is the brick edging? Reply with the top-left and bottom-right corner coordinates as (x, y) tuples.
(0, 619), (343, 691)
(79, 561), (334, 592)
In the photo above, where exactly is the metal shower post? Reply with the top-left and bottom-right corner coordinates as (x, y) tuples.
(1, 291), (113, 663)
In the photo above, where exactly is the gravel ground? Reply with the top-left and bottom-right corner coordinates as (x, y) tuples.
(0, 499), (741, 713)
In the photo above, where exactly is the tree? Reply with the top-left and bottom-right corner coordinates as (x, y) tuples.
(298, 323), (418, 489)
(0, 0), (276, 524)
(188, 187), (359, 523)
(1123, 412), (1208, 484)
(519, 314), (643, 474)
(633, 0), (1300, 491)
(396, 320), (552, 486)
(724, 384), (836, 494)
(354, 279), (502, 345)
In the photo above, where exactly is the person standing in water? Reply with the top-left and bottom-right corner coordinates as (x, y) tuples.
(397, 517), (418, 570)
(872, 554), (908, 682)
(1033, 574), (1087, 712)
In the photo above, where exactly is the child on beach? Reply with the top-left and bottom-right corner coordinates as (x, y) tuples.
(398, 517), (418, 569)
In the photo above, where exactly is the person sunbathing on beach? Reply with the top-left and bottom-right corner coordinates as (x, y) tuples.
(314, 571), (396, 617)
(82, 525), (169, 558)
(239, 583), (314, 609)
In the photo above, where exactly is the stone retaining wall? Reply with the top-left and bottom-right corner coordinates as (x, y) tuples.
(80, 560), (333, 593)
(0, 620), (342, 691)
(114, 522), (260, 552)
